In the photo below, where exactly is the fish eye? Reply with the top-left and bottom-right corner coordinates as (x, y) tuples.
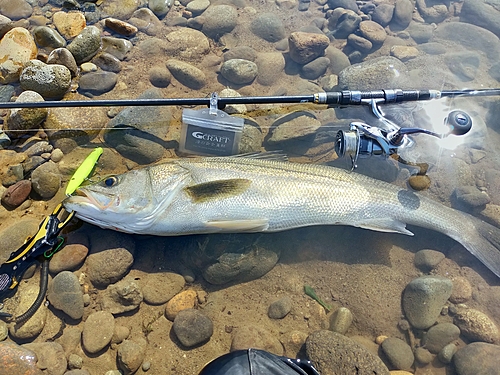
(104, 176), (118, 187)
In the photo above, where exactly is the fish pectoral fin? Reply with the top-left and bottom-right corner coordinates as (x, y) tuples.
(184, 179), (252, 203)
(205, 219), (269, 232)
(354, 218), (414, 236)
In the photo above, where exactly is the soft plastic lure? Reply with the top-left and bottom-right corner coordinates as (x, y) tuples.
(65, 147), (103, 196)
(304, 285), (332, 312)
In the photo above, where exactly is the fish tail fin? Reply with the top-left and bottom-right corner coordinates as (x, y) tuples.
(458, 217), (500, 278)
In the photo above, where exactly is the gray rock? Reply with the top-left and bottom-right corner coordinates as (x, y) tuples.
(20, 60), (71, 98)
(100, 277), (143, 314)
(449, 276), (472, 304)
(86, 230), (135, 287)
(306, 330), (389, 375)
(454, 186), (490, 208)
(327, 0), (357, 12)
(444, 52), (480, 82)
(117, 339), (146, 374)
(414, 347), (433, 364)
(5, 90), (47, 137)
(438, 342), (458, 364)
(332, 12), (361, 39)
(92, 52), (122, 73)
(372, 4), (394, 27)
(221, 59), (258, 84)
(129, 8), (163, 36)
(104, 88), (173, 164)
(164, 28), (209, 61)
(173, 309), (214, 347)
(47, 271), (84, 320)
(149, 66), (171, 88)
(414, 249), (445, 272)
(82, 311), (115, 354)
(22, 342), (66, 375)
(47, 48), (78, 77)
(230, 326), (283, 355)
(325, 46), (350, 74)
(461, 0), (500, 38)
(381, 337), (414, 370)
(347, 34), (372, 53)
(329, 307), (353, 334)
(422, 323), (460, 354)
(166, 58), (206, 89)
(22, 155), (45, 175)
(148, 0), (172, 17)
(0, 0), (32, 20)
(239, 120), (263, 153)
(393, 0), (413, 28)
(453, 342), (500, 375)
(453, 308), (499, 344)
(101, 36), (132, 60)
(79, 71), (117, 95)
(67, 26), (101, 64)
(402, 275), (453, 330)
(250, 13), (286, 42)
(99, 0), (139, 20)
(111, 325), (130, 345)
(33, 26), (66, 48)
(186, 0), (210, 16)
(301, 57), (330, 79)
(0, 84), (15, 102)
(268, 296), (292, 319)
(433, 22), (500, 62)
(201, 5), (237, 39)
(68, 353), (83, 369)
(408, 23), (433, 44)
(415, 0), (447, 23)
(255, 52), (285, 86)
(49, 232), (89, 273)
(338, 56), (410, 90)
(224, 46), (257, 62)
(358, 20), (387, 44)
(141, 272), (185, 305)
(31, 161), (61, 199)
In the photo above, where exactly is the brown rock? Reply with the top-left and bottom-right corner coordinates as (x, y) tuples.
(1, 179), (31, 208)
(288, 32), (329, 65)
(0, 341), (41, 375)
(358, 20), (387, 44)
(52, 11), (86, 39)
(0, 27), (37, 84)
(104, 18), (138, 36)
(49, 232), (89, 273)
(165, 290), (197, 321)
(453, 308), (499, 344)
(141, 272), (185, 305)
(82, 311), (115, 354)
(409, 175), (431, 191)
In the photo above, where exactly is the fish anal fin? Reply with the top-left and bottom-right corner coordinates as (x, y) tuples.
(205, 219), (269, 232)
(355, 218), (414, 236)
(184, 179), (251, 203)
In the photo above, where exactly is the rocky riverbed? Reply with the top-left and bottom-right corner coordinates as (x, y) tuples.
(1, 0), (500, 374)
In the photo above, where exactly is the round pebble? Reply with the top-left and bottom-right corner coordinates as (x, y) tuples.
(111, 325), (130, 345)
(201, 5), (238, 39)
(92, 52), (122, 73)
(220, 59), (258, 84)
(46, 271), (84, 320)
(79, 71), (118, 95)
(47, 48), (78, 77)
(67, 26), (101, 64)
(173, 308), (214, 347)
(141, 272), (185, 305)
(453, 342), (500, 375)
(449, 276), (472, 304)
(380, 337), (414, 370)
(52, 11), (86, 39)
(101, 36), (133, 60)
(166, 59), (206, 89)
(329, 307), (353, 334)
(68, 353), (83, 369)
(268, 296), (292, 319)
(100, 277), (143, 314)
(0, 342), (39, 375)
(438, 342), (458, 364)
(422, 323), (460, 354)
(414, 347), (433, 364)
(165, 290), (197, 321)
(117, 339), (146, 374)
(49, 232), (89, 273)
(414, 249), (445, 272)
(250, 13), (286, 42)
(104, 17), (138, 36)
(82, 311), (115, 354)
(409, 175), (431, 190)
(149, 66), (171, 88)
(1, 179), (31, 208)
(33, 26), (66, 48)
(142, 361), (151, 371)
(31, 160), (61, 199)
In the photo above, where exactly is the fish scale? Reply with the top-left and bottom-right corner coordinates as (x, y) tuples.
(63, 154), (500, 278)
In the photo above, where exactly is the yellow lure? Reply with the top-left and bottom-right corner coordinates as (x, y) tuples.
(65, 147), (103, 196)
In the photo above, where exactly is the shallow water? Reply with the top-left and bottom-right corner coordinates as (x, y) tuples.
(1, 0), (500, 374)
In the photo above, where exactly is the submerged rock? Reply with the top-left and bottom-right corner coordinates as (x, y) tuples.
(0, 342), (41, 375)
(0, 27), (38, 84)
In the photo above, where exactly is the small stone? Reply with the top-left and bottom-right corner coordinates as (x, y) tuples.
(117, 339), (146, 375)
(92, 52), (122, 73)
(268, 296), (292, 319)
(250, 13), (286, 42)
(449, 277), (472, 304)
(409, 175), (431, 190)
(80, 62), (97, 73)
(47, 48), (78, 77)
(402, 275), (453, 330)
(149, 66), (171, 88)
(438, 342), (457, 364)
(390, 46), (419, 62)
(453, 342), (500, 375)
(301, 57), (330, 80)
(33, 26), (66, 48)
(100, 277), (143, 315)
(0, 0), (32, 20)
(453, 308), (499, 344)
(166, 59), (206, 89)
(149, 0), (172, 17)
(68, 353), (83, 369)
(142, 361), (151, 371)
(220, 59), (258, 84)
(288, 32), (330, 65)
(111, 325), (130, 345)
(173, 308), (213, 347)
(358, 20), (387, 44)
(101, 36), (132, 60)
(20, 59), (71, 98)
(47, 271), (84, 320)
(414, 347), (433, 364)
(50, 148), (64, 162)
(329, 307), (353, 335)
(414, 249), (445, 272)
(1, 179), (31, 208)
(231, 325), (284, 355)
(31, 160), (61, 199)
(165, 290), (197, 321)
(49, 232), (89, 273)
(381, 337), (414, 370)
(141, 272), (185, 305)
(0, 27), (38, 84)
(82, 311), (115, 354)
(201, 5), (238, 39)
(104, 17), (138, 36)
(67, 25), (101, 64)
(79, 71), (118, 95)
(422, 323), (460, 354)
(52, 11), (86, 39)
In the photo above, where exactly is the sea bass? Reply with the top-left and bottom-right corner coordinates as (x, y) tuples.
(63, 154), (500, 278)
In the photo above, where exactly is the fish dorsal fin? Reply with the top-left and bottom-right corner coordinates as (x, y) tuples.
(205, 219), (269, 232)
(354, 218), (414, 236)
(184, 179), (251, 203)
(234, 151), (288, 162)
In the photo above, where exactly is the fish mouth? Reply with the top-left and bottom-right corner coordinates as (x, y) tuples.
(66, 188), (118, 211)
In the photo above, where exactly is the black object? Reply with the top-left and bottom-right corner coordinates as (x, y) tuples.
(198, 349), (320, 375)
(1, 88), (499, 109)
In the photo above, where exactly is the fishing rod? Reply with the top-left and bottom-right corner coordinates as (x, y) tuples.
(1, 88), (500, 109)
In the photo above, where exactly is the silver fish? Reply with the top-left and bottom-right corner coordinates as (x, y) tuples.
(63, 154), (500, 278)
